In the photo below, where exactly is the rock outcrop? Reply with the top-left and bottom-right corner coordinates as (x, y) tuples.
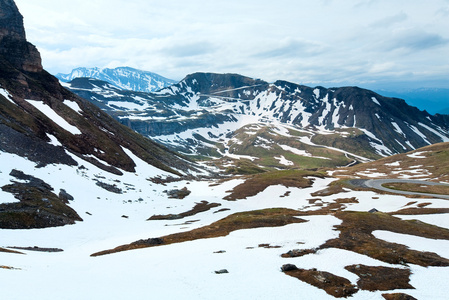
(0, 0), (42, 72)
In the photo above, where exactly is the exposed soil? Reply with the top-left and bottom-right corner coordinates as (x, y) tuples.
(345, 264), (414, 291)
(92, 208), (306, 256)
(0, 247), (23, 254)
(383, 182), (449, 196)
(382, 293), (417, 300)
(148, 201), (221, 220)
(311, 185), (349, 197)
(223, 170), (324, 200)
(320, 211), (449, 267)
(1, 265), (21, 270)
(283, 266), (358, 298)
(333, 142), (449, 183)
(389, 207), (449, 215)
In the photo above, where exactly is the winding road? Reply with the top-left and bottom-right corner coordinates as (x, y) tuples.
(350, 179), (449, 200)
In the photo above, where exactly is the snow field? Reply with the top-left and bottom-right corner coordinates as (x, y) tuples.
(2, 151), (449, 299)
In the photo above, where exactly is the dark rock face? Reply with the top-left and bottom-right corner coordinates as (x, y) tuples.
(0, 0), (25, 40)
(0, 170), (83, 229)
(0, 0), (42, 72)
(0, 1), (199, 176)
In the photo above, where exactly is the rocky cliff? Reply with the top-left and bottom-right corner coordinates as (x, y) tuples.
(0, 0), (42, 72)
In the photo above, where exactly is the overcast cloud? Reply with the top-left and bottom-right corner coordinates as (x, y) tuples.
(14, 0), (449, 89)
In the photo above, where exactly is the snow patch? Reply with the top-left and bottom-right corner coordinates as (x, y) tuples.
(371, 97), (381, 106)
(63, 100), (83, 115)
(407, 151), (429, 159)
(0, 87), (15, 104)
(274, 155), (294, 166)
(26, 100), (82, 135)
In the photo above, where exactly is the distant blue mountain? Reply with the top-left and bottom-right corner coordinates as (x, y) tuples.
(56, 67), (177, 93)
(375, 88), (449, 115)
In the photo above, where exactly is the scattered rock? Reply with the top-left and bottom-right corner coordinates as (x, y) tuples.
(281, 248), (317, 258)
(131, 238), (164, 246)
(8, 246), (63, 252)
(9, 169), (53, 191)
(58, 189), (74, 203)
(165, 187), (191, 199)
(258, 243), (281, 249)
(281, 264), (298, 272)
(94, 180), (122, 194)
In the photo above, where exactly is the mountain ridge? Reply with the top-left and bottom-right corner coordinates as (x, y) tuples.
(63, 72), (449, 168)
(56, 67), (177, 93)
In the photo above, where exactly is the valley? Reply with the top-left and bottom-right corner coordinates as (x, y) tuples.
(1, 0), (449, 299)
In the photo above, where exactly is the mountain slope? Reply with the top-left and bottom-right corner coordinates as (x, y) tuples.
(56, 67), (177, 93)
(0, 0), (202, 229)
(63, 73), (449, 168)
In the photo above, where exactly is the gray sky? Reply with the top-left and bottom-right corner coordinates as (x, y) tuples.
(15, 0), (449, 89)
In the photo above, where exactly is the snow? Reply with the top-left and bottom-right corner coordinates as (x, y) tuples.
(107, 100), (146, 110)
(279, 144), (330, 160)
(407, 151), (429, 159)
(63, 100), (83, 115)
(0, 87), (15, 104)
(274, 155), (294, 166)
(313, 88), (320, 99)
(46, 134), (62, 146)
(418, 122), (449, 142)
(373, 230), (449, 259)
(2, 142), (449, 299)
(397, 214), (449, 230)
(359, 129), (393, 156)
(26, 100), (82, 135)
(371, 97), (381, 106)
(409, 124), (430, 144)
(391, 122), (405, 136)
(318, 94), (330, 126)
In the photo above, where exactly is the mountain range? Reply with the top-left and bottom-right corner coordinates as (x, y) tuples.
(56, 67), (177, 93)
(62, 73), (449, 170)
(0, 0), (201, 228)
(2, 1), (449, 299)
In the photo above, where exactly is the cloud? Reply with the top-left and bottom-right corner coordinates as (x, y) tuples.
(15, 0), (449, 89)
(369, 12), (408, 28)
(253, 38), (328, 59)
(385, 30), (449, 52)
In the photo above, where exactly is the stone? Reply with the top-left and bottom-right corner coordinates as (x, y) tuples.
(281, 264), (298, 272)
(59, 189), (74, 203)
(0, 0), (43, 72)
(215, 269), (229, 274)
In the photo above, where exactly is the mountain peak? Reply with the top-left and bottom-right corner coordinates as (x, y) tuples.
(0, 0), (42, 72)
(0, 0), (25, 40)
(56, 67), (177, 92)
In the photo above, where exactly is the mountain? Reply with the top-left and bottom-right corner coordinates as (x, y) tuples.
(3, 2), (449, 299)
(0, 0), (201, 229)
(56, 67), (177, 93)
(63, 73), (449, 169)
(334, 141), (449, 182)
